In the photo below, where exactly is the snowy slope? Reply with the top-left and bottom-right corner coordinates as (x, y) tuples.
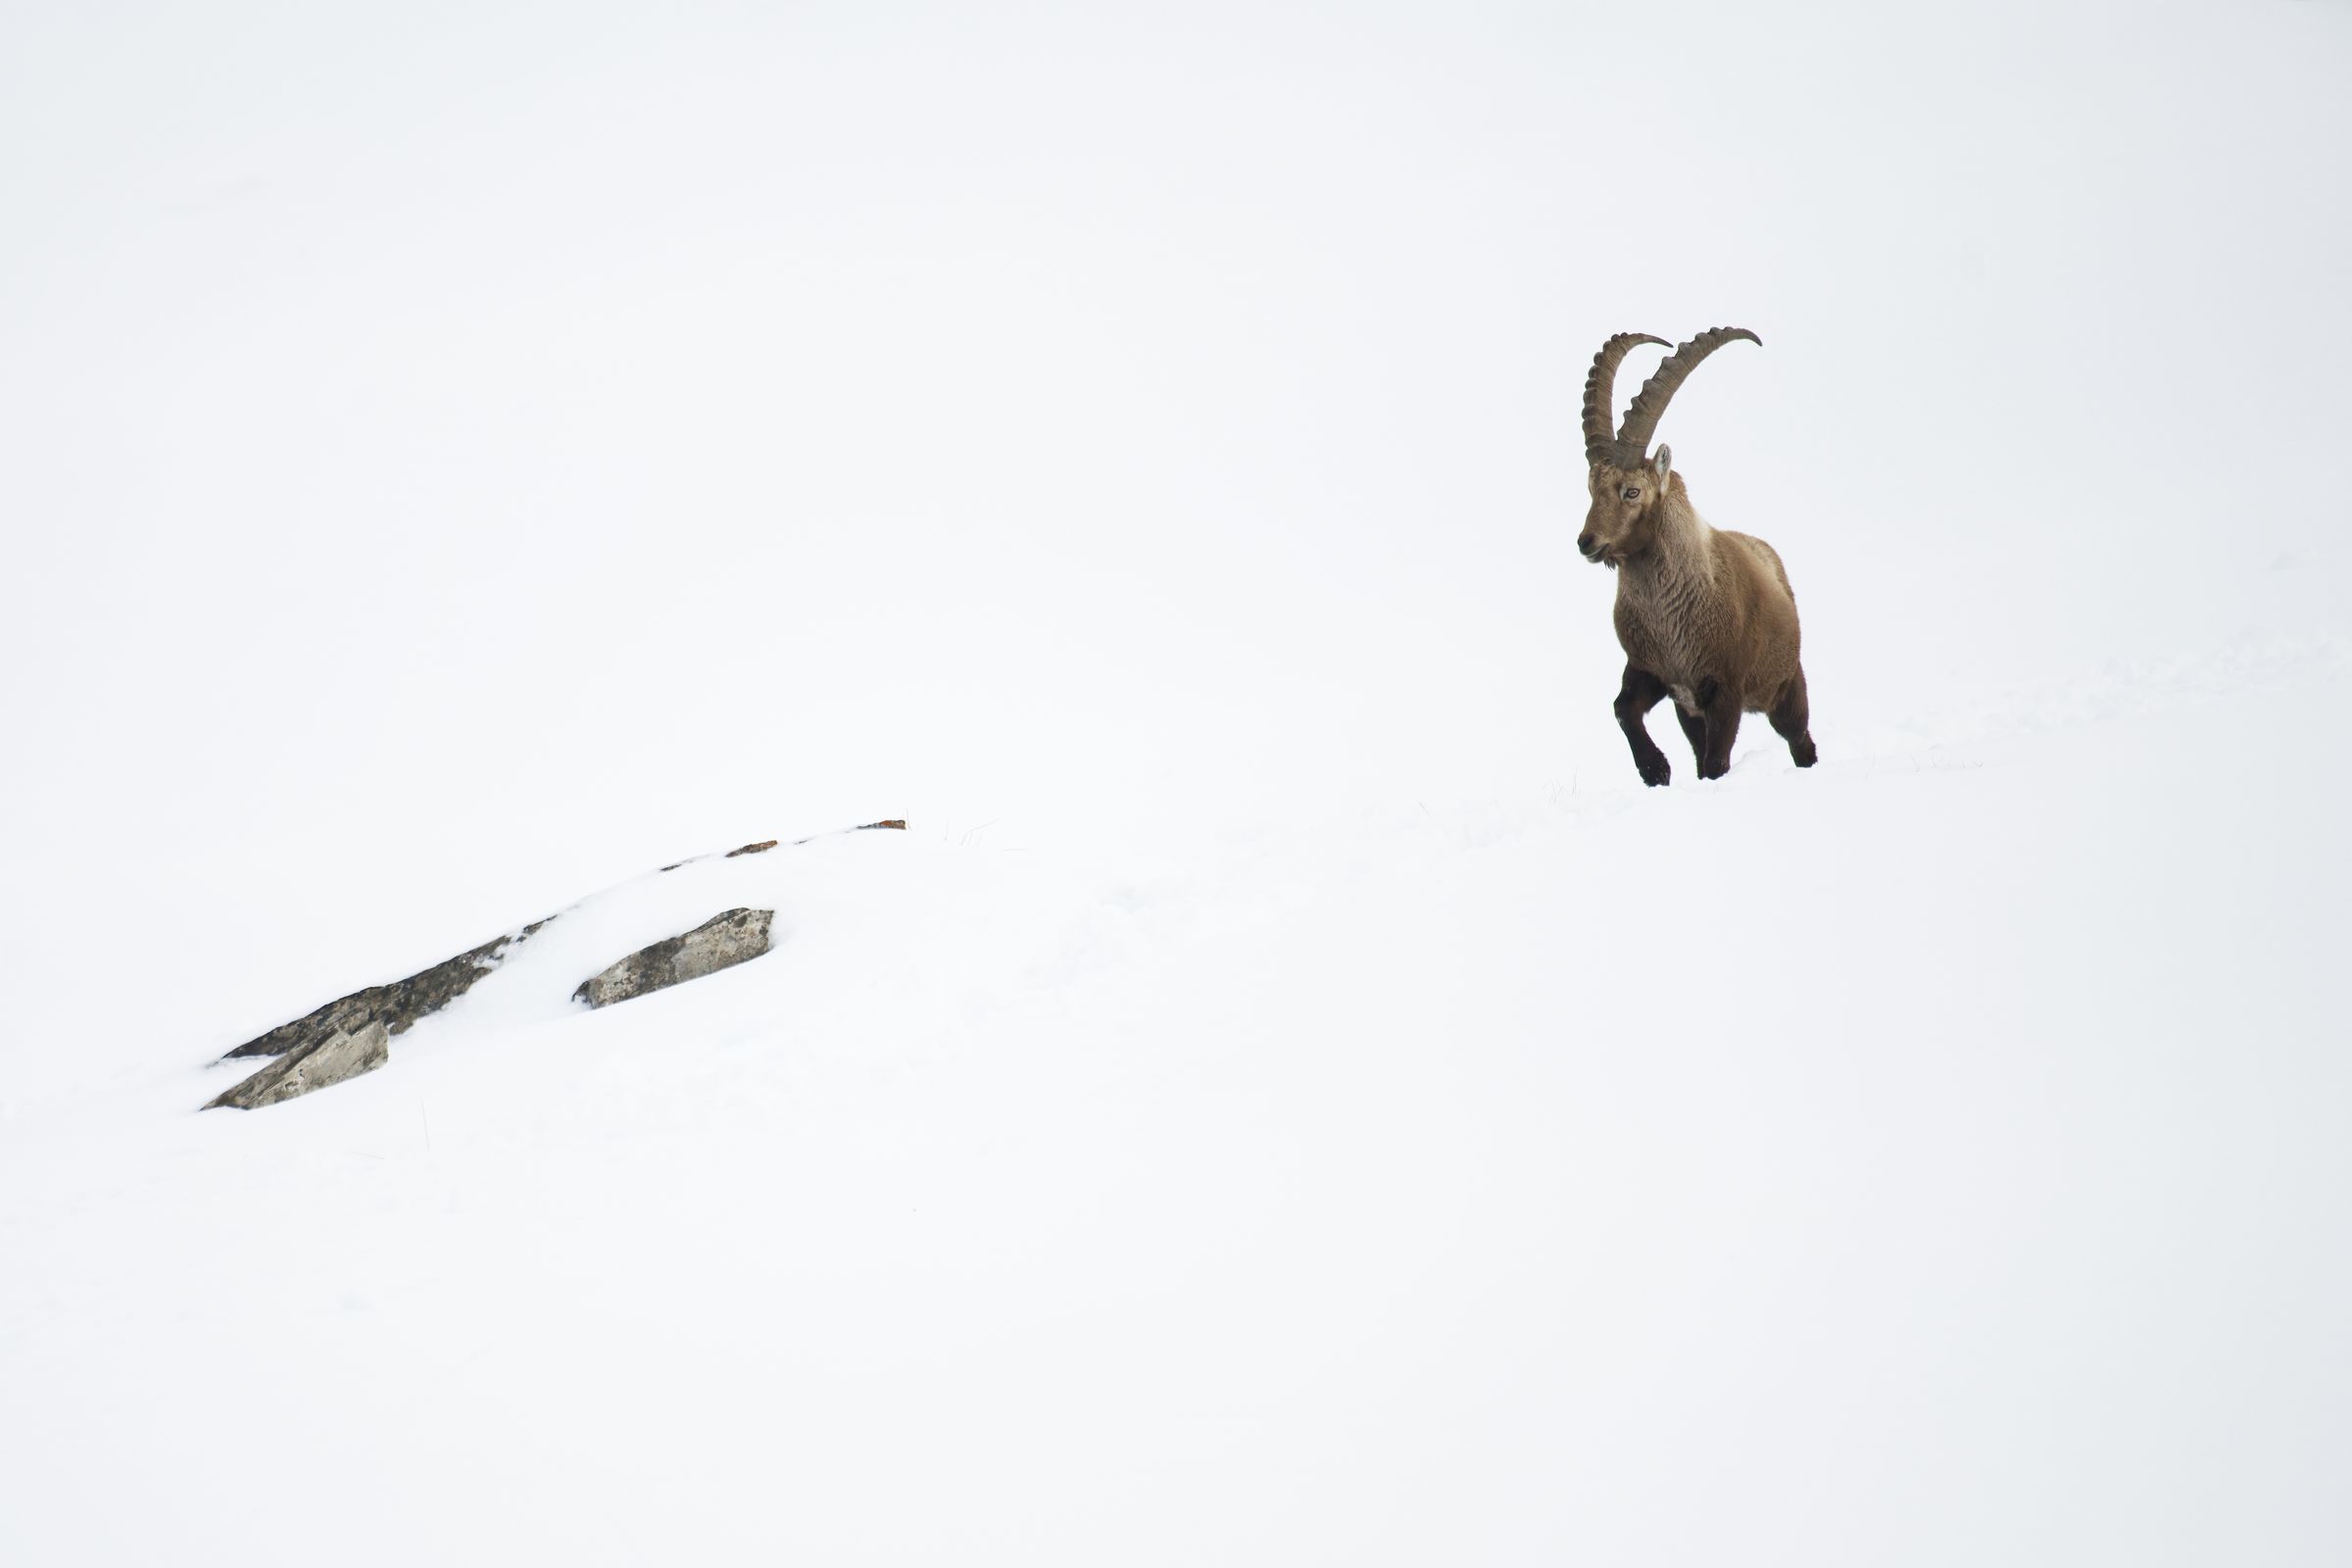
(4, 1), (2350, 1564)
(5, 667), (2347, 1566)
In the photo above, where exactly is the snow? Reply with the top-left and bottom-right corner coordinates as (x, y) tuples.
(4, 2), (2350, 1563)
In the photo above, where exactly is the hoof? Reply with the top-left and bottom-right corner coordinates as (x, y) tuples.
(1792, 737), (1818, 767)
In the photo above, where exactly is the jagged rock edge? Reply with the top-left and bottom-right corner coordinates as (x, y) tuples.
(205, 1020), (391, 1111)
(572, 907), (777, 1009)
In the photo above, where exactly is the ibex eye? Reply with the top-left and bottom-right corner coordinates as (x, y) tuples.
(1622, 486), (1640, 501)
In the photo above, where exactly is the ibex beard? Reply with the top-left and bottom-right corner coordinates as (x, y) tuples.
(1578, 327), (1816, 785)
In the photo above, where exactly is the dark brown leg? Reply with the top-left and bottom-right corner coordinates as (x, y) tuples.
(1697, 676), (1742, 780)
(1674, 705), (1706, 768)
(1769, 666), (1817, 768)
(1613, 663), (1674, 787)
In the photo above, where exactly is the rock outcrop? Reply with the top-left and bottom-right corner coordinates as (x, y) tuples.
(221, 919), (553, 1060)
(663, 820), (904, 872)
(206, 1021), (390, 1110)
(573, 907), (775, 1009)
(202, 819), (899, 1111)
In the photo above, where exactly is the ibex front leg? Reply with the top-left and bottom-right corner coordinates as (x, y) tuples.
(1613, 663), (1675, 787)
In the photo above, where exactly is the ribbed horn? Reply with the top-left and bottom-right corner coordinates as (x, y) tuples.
(1613, 325), (1760, 462)
(1583, 332), (1670, 466)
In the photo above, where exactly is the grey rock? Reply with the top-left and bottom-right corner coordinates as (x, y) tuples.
(206, 1020), (390, 1110)
(662, 819), (902, 873)
(204, 822), (883, 1102)
(221, 917), (554, 1061)
(573, 907), (775, 1009)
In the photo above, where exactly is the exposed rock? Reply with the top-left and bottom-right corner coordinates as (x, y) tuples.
(221, 918), (554, 1060)
(667, 820), (902, 872)
(206, 820), (892, 1107)
(206, 1021), (390, 1110)
(573, 907), (775, 1009)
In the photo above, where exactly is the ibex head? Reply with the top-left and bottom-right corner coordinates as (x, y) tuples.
(1577, 326), (1759, 567)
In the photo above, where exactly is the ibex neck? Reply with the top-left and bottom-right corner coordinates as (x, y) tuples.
(1626, 490), (1714, 587)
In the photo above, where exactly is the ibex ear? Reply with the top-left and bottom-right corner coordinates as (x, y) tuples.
(1650, 445), (1673, 483)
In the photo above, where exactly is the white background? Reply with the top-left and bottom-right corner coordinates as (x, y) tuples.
(4, 3), (2347, 1563)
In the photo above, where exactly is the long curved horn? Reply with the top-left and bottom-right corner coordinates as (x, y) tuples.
(1583, 332), (1670, 466)
(1615, 326), (1761, 462)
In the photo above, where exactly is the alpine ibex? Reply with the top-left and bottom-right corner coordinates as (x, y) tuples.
(1578, 326), (1815, 785)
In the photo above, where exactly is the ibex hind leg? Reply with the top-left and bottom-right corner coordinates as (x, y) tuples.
(1769, 666), (1818, 768)
(1696, 676), (1743, 780)
(1674, 705), (1706, 769)
(1612, 663), (1675, 787)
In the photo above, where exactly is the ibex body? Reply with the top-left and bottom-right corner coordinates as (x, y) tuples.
(1577, 327), (1815, 785)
